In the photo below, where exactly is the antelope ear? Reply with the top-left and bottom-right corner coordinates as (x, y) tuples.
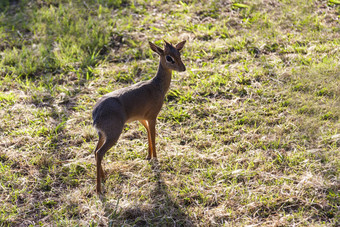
(175, 40), (186, 51)
(149, 41), (164, 55)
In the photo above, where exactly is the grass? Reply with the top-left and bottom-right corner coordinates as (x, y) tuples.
(0, 0), (339, 226)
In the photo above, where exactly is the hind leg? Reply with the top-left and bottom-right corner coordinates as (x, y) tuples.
(95, 122), (124, 194)
(94, 132), (105, 179)
(96, 140), (115, 194)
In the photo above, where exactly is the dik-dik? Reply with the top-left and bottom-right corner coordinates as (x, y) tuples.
(92, 40), (186, 194)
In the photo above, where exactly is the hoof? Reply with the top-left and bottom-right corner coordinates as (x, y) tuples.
(150, 158), (159, 164)
(96, 188), (105, 196)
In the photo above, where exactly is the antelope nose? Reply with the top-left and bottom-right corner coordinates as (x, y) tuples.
(180, 64), (186, 72)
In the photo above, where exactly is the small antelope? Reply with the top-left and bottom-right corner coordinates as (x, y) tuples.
(92, 40), (186, 194)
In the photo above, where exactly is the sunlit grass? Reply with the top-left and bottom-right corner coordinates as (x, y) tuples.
(0, 0), (339, 226)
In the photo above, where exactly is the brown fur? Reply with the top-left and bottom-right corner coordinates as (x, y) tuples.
(92, 40), (186, 194)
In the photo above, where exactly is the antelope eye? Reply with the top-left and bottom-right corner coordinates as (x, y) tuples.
(166, 55), (175, 64)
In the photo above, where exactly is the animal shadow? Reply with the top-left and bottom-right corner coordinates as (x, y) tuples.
(103, 160), (193, 226)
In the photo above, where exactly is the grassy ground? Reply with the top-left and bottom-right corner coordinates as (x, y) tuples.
(0, 0), (339, 226)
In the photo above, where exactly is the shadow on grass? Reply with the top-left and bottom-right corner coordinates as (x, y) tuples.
(102, 160), (193, 226)
(0, 0), (122, 78)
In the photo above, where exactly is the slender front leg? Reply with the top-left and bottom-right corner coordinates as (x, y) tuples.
(148, 119), (157, 158)
(140, 120), (152, 159)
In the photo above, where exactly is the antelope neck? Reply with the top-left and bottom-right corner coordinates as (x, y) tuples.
(152, 59), (172, 95)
